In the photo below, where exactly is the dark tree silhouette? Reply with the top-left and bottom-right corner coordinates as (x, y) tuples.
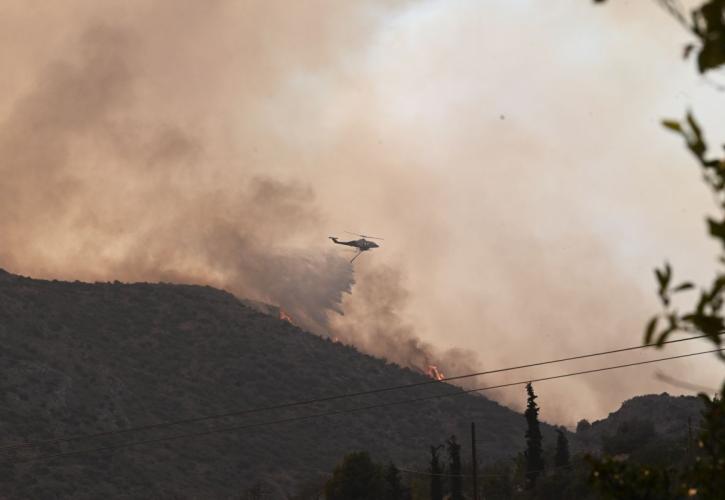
(324, 451), (382, 500)
(429, 445), (444, 500)
(554, 429), (570, 469)
(524, 382), (544, 488)
(576, 419), (591, 433)
(383, 462), (404, 500)
(446, 435), (464, 500)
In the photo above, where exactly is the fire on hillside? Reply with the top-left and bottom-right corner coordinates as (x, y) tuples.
(279, 308), (294, 324)
(426, 364), (445, 381)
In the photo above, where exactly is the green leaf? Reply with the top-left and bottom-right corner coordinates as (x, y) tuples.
(656, 328), (674, 347)
(644, 316), (659, 344)
(673, 282), (695, 292)
(655, 263), (671, 289)
(655, 314), (678, 346)
(696, 38), (725, 73)
(655, 263), (673, 306)
(655, 268), (665, 288)
(696, 291), (708, 314)
(686, 112), (703, 142)
(683, 44), (696, 59)
(661, 120), (682, 132)
(691, 314), (724, 337)
(707, 217), (725, 244)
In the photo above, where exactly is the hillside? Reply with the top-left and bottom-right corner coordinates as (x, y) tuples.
(574, 393), (705, 467)
(0, 269), (556, 499)
(583, 393), (705, 437)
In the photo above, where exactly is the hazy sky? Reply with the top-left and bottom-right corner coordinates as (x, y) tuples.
(1, 0), (724, 425)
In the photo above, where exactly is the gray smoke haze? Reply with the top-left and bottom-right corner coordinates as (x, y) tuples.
(330, 265), (480, 379)
(0, 20), (354, 333)
(2, 0), (724, 426)
(0, 1), (459, 379)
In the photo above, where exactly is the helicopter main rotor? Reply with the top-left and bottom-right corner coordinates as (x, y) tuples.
(344, 231), (384, 241)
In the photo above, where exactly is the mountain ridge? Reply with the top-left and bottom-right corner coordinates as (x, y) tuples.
(0, 268), (553, 498)
(0, 269), (708, 497)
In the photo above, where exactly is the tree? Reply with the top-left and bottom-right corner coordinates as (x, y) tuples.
(446, 435), (464, 500)
(588, 458), (676, 500)
(686, 393), (725, 498)
(429, 445), (444, 500)
(383, 462), (404, 500)
(597, 0), (725, 362)
(593, 1), (725, 73)
(575, 419), (591, 433)
(524, 382), (545, 488)
(324, 451), (383, 500)
(554, 429), (570, 469)
(601, 419), (655, 456)
(588, 1), (725, 497)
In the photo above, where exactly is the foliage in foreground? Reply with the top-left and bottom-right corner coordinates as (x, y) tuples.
(589, 0), (725, 496)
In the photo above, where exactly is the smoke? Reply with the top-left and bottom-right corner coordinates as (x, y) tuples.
(0, 0), (458, 375)
(330, 264), (480, 378)
(0, 0), (475, 390)
(1, 0), (724, 426)
(0, 17), (356, 333)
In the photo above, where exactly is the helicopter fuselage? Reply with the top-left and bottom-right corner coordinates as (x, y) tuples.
(329, 237), (379, 251)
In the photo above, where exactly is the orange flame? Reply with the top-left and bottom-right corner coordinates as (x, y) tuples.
(426, 365), (445, 381)
(279, 308), (294, 324)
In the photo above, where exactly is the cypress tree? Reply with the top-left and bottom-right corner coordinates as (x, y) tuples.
(446, 435), (464, 500)
(554, 428), (570, 469)
(524, 382), (544, 488)
(429, 445), (444, 500)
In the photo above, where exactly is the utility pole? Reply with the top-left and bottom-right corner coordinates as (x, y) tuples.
(687, 416), (693, 462)
(471, 422), (479, 500)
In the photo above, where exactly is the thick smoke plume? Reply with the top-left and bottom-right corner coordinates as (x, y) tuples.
(0, 21), (353, 334)
(2, 0), (723, 425)
(0, 1), (457, 380)
(330, 265), (480, 379)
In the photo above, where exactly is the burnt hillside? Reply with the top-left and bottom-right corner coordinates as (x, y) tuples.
(0, 269), (551, 499)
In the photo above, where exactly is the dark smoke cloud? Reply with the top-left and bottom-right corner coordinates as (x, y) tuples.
(3, 0), (723, 426)
(0, 19), (355, 333)
(0, 2), (448, 370)
(330, 265), (480, 379)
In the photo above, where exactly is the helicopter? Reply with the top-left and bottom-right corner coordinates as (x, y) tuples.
(329, 232), (383, 263)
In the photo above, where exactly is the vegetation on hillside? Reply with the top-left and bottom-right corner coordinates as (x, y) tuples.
(292, 387), (704, 500)
(0, 269), (549, 498)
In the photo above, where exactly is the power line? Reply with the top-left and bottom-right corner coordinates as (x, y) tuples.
(7, 347), (721, 466)
(2, 332), (718, 454)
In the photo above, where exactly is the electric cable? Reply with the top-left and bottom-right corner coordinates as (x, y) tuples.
(6, 347), (721, 466)
(2, 332), (718, 453)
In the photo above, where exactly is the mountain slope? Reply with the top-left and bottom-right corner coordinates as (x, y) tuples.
(586, 393), (705, 437)
(574, 393), (705, 463)
(0, 269), (553, 499)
